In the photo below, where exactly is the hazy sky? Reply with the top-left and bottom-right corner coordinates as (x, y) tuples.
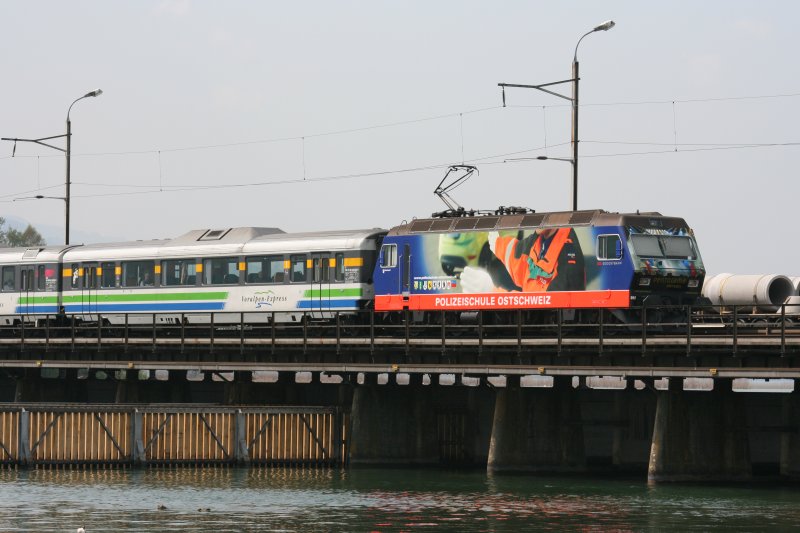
(1, 1), (798, 274)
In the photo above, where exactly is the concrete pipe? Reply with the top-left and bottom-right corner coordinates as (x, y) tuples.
(790, 277), (800, 295)
(702, 273), (795, 313)
(785, 296), (800, 316)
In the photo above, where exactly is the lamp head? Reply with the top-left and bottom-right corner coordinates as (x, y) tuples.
(84, 89), (103, 98)
(593, 20), (615, 32)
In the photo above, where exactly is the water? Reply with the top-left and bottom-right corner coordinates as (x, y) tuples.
(1, 467), (800, 532)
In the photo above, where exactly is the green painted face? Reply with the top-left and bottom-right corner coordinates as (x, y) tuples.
(438, 232), (488, 267)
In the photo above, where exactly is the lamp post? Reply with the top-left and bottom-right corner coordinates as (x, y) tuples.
(498, 21), (614, 211)
(2, 89), (103, 245)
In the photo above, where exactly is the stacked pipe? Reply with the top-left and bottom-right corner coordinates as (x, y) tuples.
(702, 273), (797, 314)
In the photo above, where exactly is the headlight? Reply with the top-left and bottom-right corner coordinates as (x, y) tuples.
(639, 277), (651, 287)
(687, 279), (699, 288)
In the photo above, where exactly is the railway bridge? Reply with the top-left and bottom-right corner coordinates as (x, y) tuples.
(1, 306), (800, 482)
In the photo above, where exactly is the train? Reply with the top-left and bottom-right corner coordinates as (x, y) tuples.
(0, 208), (706, 327)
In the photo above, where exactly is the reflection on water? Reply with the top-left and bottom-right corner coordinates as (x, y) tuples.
(1, 467), (799, 531)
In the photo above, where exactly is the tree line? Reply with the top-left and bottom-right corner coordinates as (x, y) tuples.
(0, 217), (46, 247)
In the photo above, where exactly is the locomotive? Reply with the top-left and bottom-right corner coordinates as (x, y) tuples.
(0, 208), (705, 327)
(374, 208), (704, 323)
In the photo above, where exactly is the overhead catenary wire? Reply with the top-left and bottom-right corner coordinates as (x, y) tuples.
(1, 91), (798, 162)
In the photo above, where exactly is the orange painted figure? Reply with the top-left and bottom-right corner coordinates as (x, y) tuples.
(491, 228), (586, 292)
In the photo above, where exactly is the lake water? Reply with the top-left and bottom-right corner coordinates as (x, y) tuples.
(1, 467), (799, 531)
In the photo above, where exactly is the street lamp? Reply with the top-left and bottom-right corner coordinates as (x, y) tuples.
(2, 89), (103, 245)
(498, 21), (615, 211)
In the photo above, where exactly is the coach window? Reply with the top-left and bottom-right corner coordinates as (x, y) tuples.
(334, 253), (345, 282)
(1, 267), (14, 291)
(246, 255), (284, 283)
(203, 257), (239, 285)
(37, 265), (46, 291)
(290, 255), (307, 283)
(101, 262), (117, 288)
(163, 259), (197, 286)
(380, 244), (397, 268)
(70, 263), (80, 289)
(38, 265), (58, 292)
(123, 261), (155, 287)
(597, 235), (623, 261)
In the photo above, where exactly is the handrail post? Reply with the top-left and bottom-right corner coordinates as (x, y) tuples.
(124, 313), (129, 353)
(271, 312), (276, 356)
(369, 309), (375, 356)
(70, 315), (76, 352)
(441, 310), (446, 357)
(516, 309), (522, 358)
(404, 309), (410, 356)
(335, 312), (341, 355)
(556, 308), (562, 355)
(598, 308), (604, 356)
(152, 312), (157, 353)
(733, 305), (738, 356)
(641, 306), (647, 356)
(180, 313), (185, 355)
(686, 305), (692, 357)
(44, 314), (50, 351)
(97, 313), (103, 353)
(781, 303), (786, 357)
(210, 312), (215, 355)
(478, 310), (483, 356)
(303, 311), (308, 355)
(240, 312), (245, 356)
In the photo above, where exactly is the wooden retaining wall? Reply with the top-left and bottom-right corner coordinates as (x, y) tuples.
(0, 405), (345, 467)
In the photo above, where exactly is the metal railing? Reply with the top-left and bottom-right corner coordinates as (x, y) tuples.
(0, 304), (798, 356)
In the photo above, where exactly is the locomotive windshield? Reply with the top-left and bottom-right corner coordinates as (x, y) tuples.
(631, 234), (696, 260)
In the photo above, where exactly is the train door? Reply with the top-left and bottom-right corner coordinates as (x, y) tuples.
(401, 244), (411, 299)
(19, 265), (35, 320)
(310, 252), (331, 319)
(81, 263), (100, 321)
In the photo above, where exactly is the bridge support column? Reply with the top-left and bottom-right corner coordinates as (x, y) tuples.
(648, 378), (751, 482)
(14, 370), (40, 403)
(348, 380), (438, 465)
(612, 385), (655, 471)
(780, 387), (800, 478)
(224, 372), (251, 404)
(487, 375), (585, 472)
(114, 371), (140, 403)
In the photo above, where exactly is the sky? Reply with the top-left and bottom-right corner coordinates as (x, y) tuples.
(0, 1), (798, 274)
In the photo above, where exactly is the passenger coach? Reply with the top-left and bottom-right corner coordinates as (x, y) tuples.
(0, 227), (386, 325)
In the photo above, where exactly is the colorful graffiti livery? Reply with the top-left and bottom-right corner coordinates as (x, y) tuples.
(373, 210), (705, 312)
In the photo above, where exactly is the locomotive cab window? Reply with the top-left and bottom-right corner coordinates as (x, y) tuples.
(630, 234), (663, 258)
(597, 234), (623, 261)
(290, 255), (307, 283)
(203, 257), (239, 285)
(380, 244), (397, 268)
(662, 236), (696, 259)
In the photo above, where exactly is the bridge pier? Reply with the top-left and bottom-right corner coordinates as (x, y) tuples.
(612, 385), (656, 471)
(780, 388), (800, 478)
(487, 376), (585, 472)
(348, 374), (492, 466)
(114, 371), (141, 403)
(348, 378), (439, 465)
(648, 378), (751, 482)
